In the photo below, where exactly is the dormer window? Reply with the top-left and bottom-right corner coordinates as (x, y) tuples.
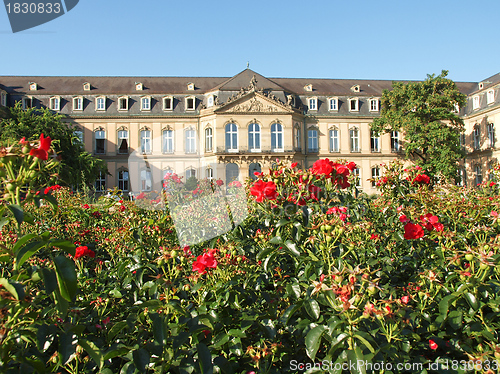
(23, 96), (33, 109)
(83, 82), (91, 91)
(328, 98), (338, 111)
(187, 82), (195, 91)
(207, 95), (214, 108)
(479, 82), (484, 90)
(186, 97), (195, 111)
(487, 89), (495, 105)
(96, 96), (106, 111)
(0, 91), (7, 107)
(29, 82), (37, 91)
(304, 84), (313, 92)
(49, 96), (60, 111)
(369, 98), (379, 112)
(73, 96), (83, 111)
(349, 98), (359, 112)
(308, 97), (317, 111)
(351, 85), (360, 93)
(135, 82), (143, 91)
(141, 96), (151, 111)
(118, 96), (128, 111)
(472, 96), (480, 110)
(163, 96), (173, 111)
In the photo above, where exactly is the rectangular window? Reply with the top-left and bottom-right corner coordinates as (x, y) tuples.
(118, 97), (128, 111)
(95, 130), (106, 154)
(141, 169), (152, 191)
(349, 98), (358, 112)
(186, 97), (195, 111)
(371, 167), (380, 188)
(308, 129), (318, 152)
(141, 97), (151, 111)
(205, 128), (213, 151)
(73, 97), (83, 111)
(294, 127), (301, 150)
(74, 130), (83, 144)
(488, 123), (495, 148)
(118, 130), (128, 154)
(50, 97), (60, 111)
(458, 168), (466, 187)
(23, 97), (33, 109)
(186, 168), (196, 179)
(487, 90), (495, 105)
(163, 130), (174, 153)
(96, 97), (106, 111)
(141, 130), (152, 154)
(206, 168), (214, 181)
(308, 98), (317, 111)
(473, 127), (480, 149)
(352, 167), (361, 188)
(328, 98), (338, 111)
(0, 92), (6, 106)
(186, 129), (196, 153)
(460, 133), (465, 149)
(350, 128), (360, 152)
(95, 171), (106, 192)
(118, 170), (129, 191)
(371, 131), (380, 152)
(472, 96), (480, 110)
(163, 97), (173, 110)
(329, 129), (339, 152)
(370, 99), (379, 112)
(475, 166), (482, 185)
(391, 131), (400, 152)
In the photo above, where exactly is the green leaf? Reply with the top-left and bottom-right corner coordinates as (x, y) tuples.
(7, 204), (24, 225)
(13, 233), (38, 254)
(15, 241), (46, 270)
(269, 235), (282, 245)
(132, 348), (150, 373)
(54, 255), (77, 302)
(0, 217), (9, 231)
(305, 325), (328, 360)
(256, 246), (275, 261)
(0, 277), (25, 300)
(447, 310), (462, 330)
(54, 289), (68, 317)
(327, 333), (349, 356)
(107, 321), (128, 343)
(353, 332), (376, 353)
(212, 333), (230, 348)
(196, 343), (213, 374)
(276, 218), (289, 228)
(41, 193), (59, 211)
(304, 299), (321, 320)
(50, 239), (76, 257)
(109, 289), (123, 298)
(438, 294), (456, 319)
(347, 346), (367, 374)
(286, 282), (301, 299)
(284, 240), (300, 257)
(103, 346), (131, 361)
(41, 268), (57, 294)
(59, 332), (77, 365)
(464, 292), (478, 310)
(78, 339), (102, 369)
(152, 313), (166, 345)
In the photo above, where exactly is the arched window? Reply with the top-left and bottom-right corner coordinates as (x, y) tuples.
(162, 129), (174, 153)
(118, 129), (128, 154)
(248, 123), (261, 152)
(350, 127), (360, 152)
(249, 163), (261, 180)
(140, 129), (152, 154)
(226, 163), (239, 183)
(329, 128), (339, 152)
(225, 123), (238, 152)
(205, 127), (213, 152)
(271, 123), (283, 151)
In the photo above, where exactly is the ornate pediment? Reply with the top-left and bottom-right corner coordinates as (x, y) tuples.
(216, 91), (295, 114)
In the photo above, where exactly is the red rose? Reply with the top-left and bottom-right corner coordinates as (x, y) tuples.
(429, 339), (438, 350)
(401, 295), (409, 304)
(413, 174), (430, 184)
(29, 133), (52, 161)
(250, 180), (277, 202)
(346, 162), (357, 171)
(312, 159), (334, 177)
(74, 246), (95, 259)
(404, 222), (424, 240)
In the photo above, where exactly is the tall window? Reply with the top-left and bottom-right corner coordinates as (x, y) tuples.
(371, 167), (380, 188)
(206, 167), (214, 181)
(458, 168), (466, 187)
(349, 98), (358, 112)
(185, 129), (196, 153)
(22, 97), (33, 109)
(308, 98), (317, 110)
(0, 92), (6, 106)
(350, 127), (360, 152)
(472, 96), (480, 110)
(141, 169), (152, 191)
(118, 97), (128, 111)
(329, 128), (339, 152)
(294, 127), (301, 150)
(369, 99), (379, 112)
(352, 167), (361, 188)
(391, 131), (400, 152)
(118, 130), (128, 154)
(73, 96), (83, 111)
(186, 97), (195, 111)
(271, 123), (283, 151)
(370, 130), (380, 152)
(226, 163), (239, 184)
(141, 97), (151, 111)
(225, 123), (238, 152)
(475, 165), (482, 185)
(186, 168), (196, 180)
(163, 130), (174, 153)
(487, 90), (495, 105)
(205, 127), (213, 152)
(308, 129), (318, 152)
(95, 130), (106, 154)
(249, 163), (261, 180)
(248, 123), (261, 152)
(473, 126), (480, 150)
(118, 170), (129, 191)
(96, 97), (106, 111)
(328, 98), (338, 111)
(50, 96), (60, 111)
(74, 130), (83, 144)
(140, 130), (152, 154)
(460, 133), (466, 149)
(163, 97), (173, 111)
(487, 123), (495, 148)
(95, 171), (106, 192)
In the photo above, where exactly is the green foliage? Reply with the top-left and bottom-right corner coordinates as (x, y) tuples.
(0, 102), (106, 188)
(371, 70), (467, 181)
(184, 175), (199, 191)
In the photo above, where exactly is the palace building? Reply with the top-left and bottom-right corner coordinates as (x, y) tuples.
(0, 69), (499, 193)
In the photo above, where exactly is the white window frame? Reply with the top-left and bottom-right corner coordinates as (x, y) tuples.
(162, 129), (174, 153)
(135, 82), (143, 91)
(328, 97), (338, 111)
(22, 96), (33, 109)
(140, 129), (152, 154)
(50, 96), (60, 111)
(29, 82), (37, 91)
(308, 129), (318, 152)
(271, 123), (284, 152)
(95, 171), (106, 192)
(205, 127), (213, 152)
(185, 129), (197, 154)
(349, 98), (359, 112)
(475, 165), (482, 185)
(350, 127), (360, 152)
(353, 167), (361, 188)
(140, 169), (152, 192)
(371, 167), (380, 188)
(96, 96), (106, 111)
(248, 123), (261, 152)
(225, 123), (238, 152)
(206, 167), (214, 181)
(207, 95), (214, 108)
(94, 130), (106, 155)
(141, 96), (151, 111)
(118, 129), (129, 154)
(487, 89), (495, 105)
(488, 123), (495, 148)
(472, 96), (480, 110)
(73, 96), (83, 111)
(329, 128), (339, 152)
(185, 96), (196, 111)
(473, 126), (480, 150)
(458, 168), (466, 187)
(369, 99), (379, 112)
(371, 130), (380, 152)
(118, 170), (129, 191)
(0, 91), (6, 107)
(308, 97), (317, 111)
(163, 96), (173, 111)
(118, 96), (129, 111)
(391, 131), (400, 152)
(83, 82), (91, 91)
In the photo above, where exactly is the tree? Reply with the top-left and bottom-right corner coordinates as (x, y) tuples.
(0, 103), (106, 187)
(371, 70), (466, 181)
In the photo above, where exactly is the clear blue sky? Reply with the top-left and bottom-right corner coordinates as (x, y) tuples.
(1, 0), (498, 82)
